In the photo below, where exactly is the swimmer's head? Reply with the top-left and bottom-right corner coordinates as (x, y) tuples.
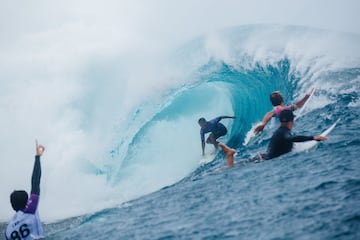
(198, 118), (207, 128)
(279, 109), (295, 123)
(10, 190), (28, 211)
(270, 91), (284, 106)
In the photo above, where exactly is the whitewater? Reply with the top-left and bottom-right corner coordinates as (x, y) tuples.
(1, 24), (360, 239)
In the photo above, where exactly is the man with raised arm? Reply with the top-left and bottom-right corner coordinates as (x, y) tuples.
(254, 88), (315, 134)
(255, 110), (327, 160)
(6, 141), (45, 240)
(219, 110), (327, 166)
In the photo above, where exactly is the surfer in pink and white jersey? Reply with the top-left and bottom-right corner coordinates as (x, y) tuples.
(220, 110), (327, 166)
(254, 88), (315, 134)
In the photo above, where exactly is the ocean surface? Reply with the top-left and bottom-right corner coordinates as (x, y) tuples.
(1, 25), (360, 239)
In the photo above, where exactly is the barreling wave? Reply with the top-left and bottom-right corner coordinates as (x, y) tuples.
(2, 25), (358, 224)
(5, 25), (354, 240)
(107, 25), (360, 193)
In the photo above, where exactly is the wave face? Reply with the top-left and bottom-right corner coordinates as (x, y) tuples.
(1, 25), (360, 239)
(104, 25), (360, 206)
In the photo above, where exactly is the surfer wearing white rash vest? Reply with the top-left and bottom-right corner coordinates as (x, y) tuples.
(6, 141), (45, 240)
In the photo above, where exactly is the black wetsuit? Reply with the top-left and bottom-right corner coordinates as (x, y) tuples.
(260, 126), (314, 160)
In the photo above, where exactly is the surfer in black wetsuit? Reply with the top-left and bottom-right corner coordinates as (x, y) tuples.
(254, 110), (327, 160)
(219, 110), (327, 166)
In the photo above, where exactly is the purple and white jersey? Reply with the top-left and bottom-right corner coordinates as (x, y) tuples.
(6, 195), (43, 240)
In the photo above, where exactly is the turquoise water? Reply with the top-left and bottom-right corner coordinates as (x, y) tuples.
(2, 25), (360, 239)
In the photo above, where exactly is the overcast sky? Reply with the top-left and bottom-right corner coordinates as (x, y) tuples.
(0, 0), (359, 49)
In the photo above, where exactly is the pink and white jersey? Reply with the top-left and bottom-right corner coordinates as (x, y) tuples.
(273, 105), (295, 117)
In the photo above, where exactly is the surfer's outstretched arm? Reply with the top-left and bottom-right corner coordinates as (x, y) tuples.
(31, 141), (44, 195)
(294, 88), (315, 109)
(286, 134), (327, 142)
(201, 141), (205, 156)
(220, 116), (236, 119)
(218, 142), (235, 167)
(25, 141), (45, 214)
(254, 111), (275, 134)
(215, 116), (236, 123)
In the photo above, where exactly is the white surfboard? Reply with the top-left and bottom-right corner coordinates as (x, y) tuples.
(293, 118), (340, 152)
(199, 152), (216, 165)
(243, 121), (262, 146)
(243, 118), (276, 146)
(295, 88), (315, 119)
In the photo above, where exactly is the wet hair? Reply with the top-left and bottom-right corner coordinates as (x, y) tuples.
(279, 109), (295, 123)
(198, 118), (206, 124)
(10, 190), (28, 211)
(270, 91), (284, 106)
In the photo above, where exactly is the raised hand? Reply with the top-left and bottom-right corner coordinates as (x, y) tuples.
(308, 88), (315, 96)
(35, 140), (45, 156)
